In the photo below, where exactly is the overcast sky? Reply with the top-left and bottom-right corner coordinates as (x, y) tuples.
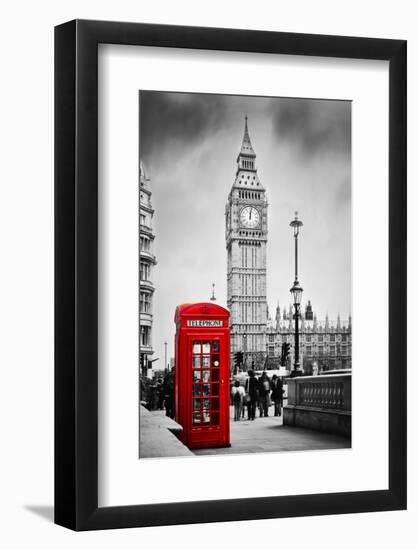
(140, 91), (351, 366)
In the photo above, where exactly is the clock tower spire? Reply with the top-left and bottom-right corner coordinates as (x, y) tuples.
(237, 115), (256, 164)
(225, 116), (268, 369)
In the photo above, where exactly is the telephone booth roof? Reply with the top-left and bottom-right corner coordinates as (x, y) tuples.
(175, 302), (230, 324)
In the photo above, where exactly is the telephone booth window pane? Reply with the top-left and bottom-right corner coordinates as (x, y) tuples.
(202, 370), (210, 383)
(211, 383), (220, 396)
(193, 370), (201, 382)
(203, 398), (210, 409)
(202, 384), (210, 396)
(212, 341), (220, 353)
(192, 398), (201, 411)
(211, 412), (220, 426)
(212, 355), (220, 367)
(211, 370), (220, 382)
(192, 355), (201, 368)
(192, 341), (201, 353)
(211, 398), (220, 410)
(202, 356), (210, 367)
(193, 413), (201, 424)
(202, 342), (210, 353)
(193, 384), (201, 396)
(202, 411), (210, 423)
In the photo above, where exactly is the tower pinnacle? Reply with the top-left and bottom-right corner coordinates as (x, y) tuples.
(238, 115), (256, 159)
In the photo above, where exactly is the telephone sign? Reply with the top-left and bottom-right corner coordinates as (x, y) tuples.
(186, 319), (223, 327)
(174, 302), (230, 449)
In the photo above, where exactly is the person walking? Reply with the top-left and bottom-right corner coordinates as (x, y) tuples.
(156, 378), (164, 410)
(242, 391), (249, 419)
(258, 371), (271, 417)
(231, 380), (245, 421)
(245, 370), (258, 420)
(163, 372), (174, 418)
(271, 375), (283, 417)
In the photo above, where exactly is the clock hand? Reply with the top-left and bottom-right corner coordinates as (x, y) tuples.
(249, 209), (252, 220)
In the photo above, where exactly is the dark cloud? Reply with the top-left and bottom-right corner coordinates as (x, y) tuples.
(140, 91), (228, 162)
(140, 92), (351, 165)
(270, 98), (351, 157)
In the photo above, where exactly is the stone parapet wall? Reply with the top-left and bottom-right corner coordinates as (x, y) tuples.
(283, 373), (351, 438)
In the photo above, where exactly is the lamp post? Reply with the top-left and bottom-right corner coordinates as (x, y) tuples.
(164, 341), (167, 374)
(290, 212), (303, 375)
(243, 332), (247, 370)
(210, 282), (216, 301)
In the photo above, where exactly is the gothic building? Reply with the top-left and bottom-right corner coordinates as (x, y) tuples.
(226, 117), (351, 373)
(225, 116), (268, 363)
(265, 301), (352, 374)
(139, 162), (157, 377)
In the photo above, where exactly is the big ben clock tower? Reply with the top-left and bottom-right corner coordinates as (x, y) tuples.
(225, 116), (268, 368)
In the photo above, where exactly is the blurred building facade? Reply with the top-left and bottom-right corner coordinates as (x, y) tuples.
(139, 162), (157, 377)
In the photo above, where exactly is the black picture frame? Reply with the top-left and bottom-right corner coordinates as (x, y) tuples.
(55, 19), (407, 531)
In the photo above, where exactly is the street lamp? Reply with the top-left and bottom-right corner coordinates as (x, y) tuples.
(290, 212), (303, 374)
(243, 332), (247, 370)
(164, 341), (167, 373)
(210, 282), (216, 301)
(290, 280), (303, 307)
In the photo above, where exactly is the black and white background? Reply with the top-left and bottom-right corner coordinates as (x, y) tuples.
(140, 91), (351, 366)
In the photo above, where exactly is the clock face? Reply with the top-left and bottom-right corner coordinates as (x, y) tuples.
(240, 206), (260, 228)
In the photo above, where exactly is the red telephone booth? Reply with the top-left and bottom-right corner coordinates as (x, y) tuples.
(174, 302), (230, 449)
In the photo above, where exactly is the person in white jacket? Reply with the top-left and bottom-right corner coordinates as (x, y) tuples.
(231, 380), (245, 421)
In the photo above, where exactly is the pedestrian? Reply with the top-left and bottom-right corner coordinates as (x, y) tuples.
(163, 372), (174, 418)
(156, 378), (164, 410)
(245, 370), (258, 420)
(139, 376), (147, 406)
(147, 382), (156, 410)
(231, 380), (245, 421)
(271, 375), (283, 417)
(242, 391), (248, 419)
(171, 367), (176, 419)
(258, 371), (271, 417)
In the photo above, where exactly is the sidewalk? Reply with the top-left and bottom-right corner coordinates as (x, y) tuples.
(139, 406), (193, 458)
(193, 405), (350, 456)
(140, 404), (350, 459)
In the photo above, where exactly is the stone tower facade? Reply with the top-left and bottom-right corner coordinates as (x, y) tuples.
(225, 117), (268, 367)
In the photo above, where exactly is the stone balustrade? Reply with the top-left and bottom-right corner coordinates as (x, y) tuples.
(283, 373), (351, 438)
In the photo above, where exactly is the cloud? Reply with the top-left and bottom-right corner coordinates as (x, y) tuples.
(140, 91), (228, 161)
(270, 98), (351, 157)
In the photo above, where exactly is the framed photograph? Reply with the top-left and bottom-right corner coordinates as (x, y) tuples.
(55, 20), (406, 530)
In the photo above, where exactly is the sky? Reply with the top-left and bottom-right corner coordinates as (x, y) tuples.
(140, 91), (351, 367)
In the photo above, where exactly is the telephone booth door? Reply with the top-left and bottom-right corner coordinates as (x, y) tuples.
(187, 334), (228, 448)
(175, 303), (230, 450)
